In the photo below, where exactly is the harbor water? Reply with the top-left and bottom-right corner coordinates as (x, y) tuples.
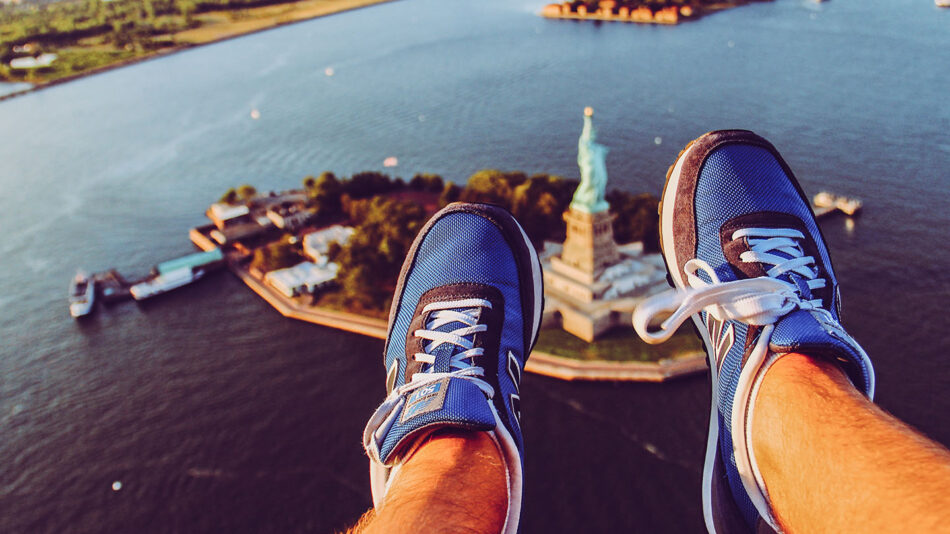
(1, 0), (948, 531)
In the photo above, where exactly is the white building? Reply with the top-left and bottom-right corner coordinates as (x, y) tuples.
(265, 203), (311, 230)
(303, 225), (355, 263)
(264, 261), (340, 297)
(208, 203), (251, 229)
(10, 53), (57, 70)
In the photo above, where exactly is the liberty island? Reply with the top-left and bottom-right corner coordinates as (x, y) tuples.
(180, 107), (705, 380)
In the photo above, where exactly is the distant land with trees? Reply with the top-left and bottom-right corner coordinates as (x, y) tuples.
(0, 0), (392, 86)
(220, 169), (661, 315)
(541, 0), (771, 25)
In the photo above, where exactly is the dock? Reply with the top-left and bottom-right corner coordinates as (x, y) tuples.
(74, 248), (225, 316)
(813, 192), (863, 218)
(92, 269), (142, 304)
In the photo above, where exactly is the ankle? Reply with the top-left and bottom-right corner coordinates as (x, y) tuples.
(371, 429), (507, 534)
(399, 427), (501, 464)
(762, 352), (852, 393)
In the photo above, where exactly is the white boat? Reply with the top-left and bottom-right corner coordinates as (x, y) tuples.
(69, 271), (96, 318)
(937, 0), (950, 8)
(129, 268), (205, 300)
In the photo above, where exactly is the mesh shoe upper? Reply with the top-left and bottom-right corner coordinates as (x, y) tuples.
(363, 202), (541, 534)
(634, 130), (875, 533)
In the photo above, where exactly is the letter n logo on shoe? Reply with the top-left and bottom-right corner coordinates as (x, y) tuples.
(507, 351), (522, 428)
(706, 316), (735, 370)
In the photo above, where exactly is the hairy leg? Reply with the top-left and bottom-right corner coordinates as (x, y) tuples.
(347, 429), (507, 534)
(753, 353), (950, 533)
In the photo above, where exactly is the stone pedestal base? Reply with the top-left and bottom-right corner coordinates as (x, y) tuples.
(560, 209), (620, 276)
(542, 294), (637, 342)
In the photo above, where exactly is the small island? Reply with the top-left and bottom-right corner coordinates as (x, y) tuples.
(540, 0), (770, 25)
(187, 167), (703, 381)
(181, 109), (706, 382)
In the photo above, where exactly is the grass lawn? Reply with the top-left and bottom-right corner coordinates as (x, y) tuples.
(534, 325), (703, 362)
(2, 0), (393, 84)
(170, 0), (393, 44)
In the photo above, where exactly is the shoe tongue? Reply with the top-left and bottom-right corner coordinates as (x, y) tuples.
(376, 376), (496, 464)
(425, 307), (477, 374)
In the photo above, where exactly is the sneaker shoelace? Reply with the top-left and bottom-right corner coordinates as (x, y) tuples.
(409, 298), (495, 398)
(633, 227), (829, 344)
(365, 298), (495, 455)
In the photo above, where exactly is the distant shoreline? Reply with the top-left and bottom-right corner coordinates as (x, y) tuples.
(538, 0), (767, 26)
(0, 0), (396, 104)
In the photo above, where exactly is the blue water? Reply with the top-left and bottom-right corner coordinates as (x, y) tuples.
(0, 82), (31, 98)
(1, 0), (948, 532)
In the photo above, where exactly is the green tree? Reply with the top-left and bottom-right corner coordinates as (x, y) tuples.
(510, 174), (576, 248)
(438, 182), (461, 208)
(143, 0), (155, 21)
(409, 173), (444, 193)
(237, 184), (256, 201)
(249, 235), (303, 273)
(219, 187), (238, 204)
(308, 171), (343, 219)
(333, 197), (427, 309)
(459, 169), (524, 209)
(176, 0), (196, 26)
(343, 171), (395, 199)
(606, 190), (660, 252)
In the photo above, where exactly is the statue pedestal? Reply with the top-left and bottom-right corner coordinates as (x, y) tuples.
(559, 209), (620, 278)
(541, 208), (625, 341)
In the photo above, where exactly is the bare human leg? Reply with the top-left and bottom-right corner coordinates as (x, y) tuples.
(753, 353), (950, 533)
(346, 429), (506, 534)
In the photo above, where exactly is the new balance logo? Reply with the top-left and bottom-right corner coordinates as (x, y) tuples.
(706, 315), (735, 369)
(400, 378), (450, 423)
(506, 350), (522, 428)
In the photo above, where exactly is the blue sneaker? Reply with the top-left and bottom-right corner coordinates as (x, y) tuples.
(633, 130), (875, 533)
(362, 202), (543, 534)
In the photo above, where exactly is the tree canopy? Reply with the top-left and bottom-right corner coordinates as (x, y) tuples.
(249, 234), (302, 273)
(332, 196), (427, 309)
(217, 168), (660, 313)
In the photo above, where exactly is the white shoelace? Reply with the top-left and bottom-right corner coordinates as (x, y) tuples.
(408, 298), (495, 398)
(633, 227), (829, 344)
(364, 298), (496, 459)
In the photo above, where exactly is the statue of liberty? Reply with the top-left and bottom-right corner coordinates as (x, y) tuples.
(570, 107), (610, 214)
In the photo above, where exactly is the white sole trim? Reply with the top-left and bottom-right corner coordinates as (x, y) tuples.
(695, 315), (722, 534)
(662, 142), (723, 532)
(488, 402), (523, 534)
(515, 218), (544, 346)
(730, 327), (781, 532)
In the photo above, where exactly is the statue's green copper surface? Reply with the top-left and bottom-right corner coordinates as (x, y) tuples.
(570, 108), (610, 214)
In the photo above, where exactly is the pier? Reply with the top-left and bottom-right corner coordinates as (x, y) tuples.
(92, 269), (141, 304)
(75, 249), (226, 317)
(813, 192), (863, 218)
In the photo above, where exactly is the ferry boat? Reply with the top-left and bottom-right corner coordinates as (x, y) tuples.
(69, 271), (96, 318)
(129, 267), (206, 300)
